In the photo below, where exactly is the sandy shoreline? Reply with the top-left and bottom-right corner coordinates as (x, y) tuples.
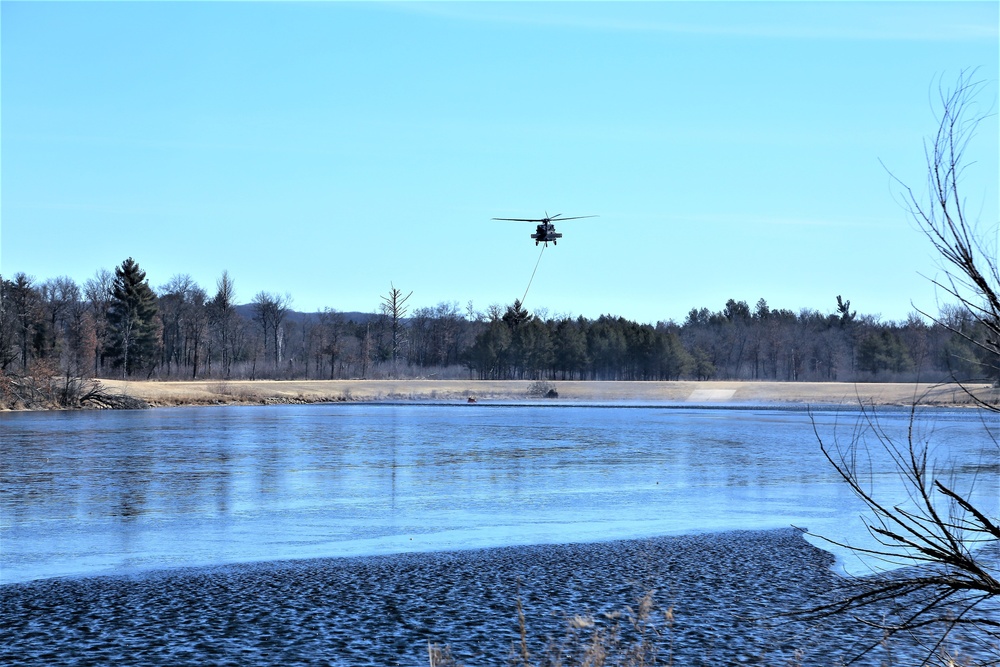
(0, 529), (909, 666)
(97, 378), (995, 409)
(4, 528), (973, 666)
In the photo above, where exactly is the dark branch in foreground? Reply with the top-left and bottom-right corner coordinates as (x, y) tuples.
(790, 401), (1000, 666)
(788, 70), (999, 666)
(887, 69), (1000, 400)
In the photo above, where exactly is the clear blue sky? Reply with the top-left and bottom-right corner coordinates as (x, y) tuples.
(2, 1), (997, 324)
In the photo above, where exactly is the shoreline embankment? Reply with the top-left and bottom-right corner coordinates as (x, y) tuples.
(95, 378), (995, 409)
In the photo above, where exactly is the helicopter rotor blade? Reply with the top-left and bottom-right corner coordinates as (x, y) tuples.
(493, 213), (598, 222)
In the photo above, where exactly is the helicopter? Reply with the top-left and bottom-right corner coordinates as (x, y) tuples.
(492, 212), (597, 246)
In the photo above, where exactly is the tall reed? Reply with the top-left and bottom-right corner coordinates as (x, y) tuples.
(429, 591), (673, 667)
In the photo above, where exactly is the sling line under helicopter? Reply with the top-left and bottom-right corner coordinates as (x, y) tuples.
(520, 243), (546, 307)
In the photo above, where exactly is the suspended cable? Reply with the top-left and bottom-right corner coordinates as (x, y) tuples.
(520, 243), (546, 307)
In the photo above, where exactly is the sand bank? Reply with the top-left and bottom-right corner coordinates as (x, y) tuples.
(98, 378), (995, 408)
(0, 529), (912, 666)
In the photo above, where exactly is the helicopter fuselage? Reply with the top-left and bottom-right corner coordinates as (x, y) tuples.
(531, 223), (562, 246)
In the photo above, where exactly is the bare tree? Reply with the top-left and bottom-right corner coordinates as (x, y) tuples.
(890, 69), (1000, 393)
(159, 274), (196, 377)
(252, 291), (292, 372)
(800, 71), (999, 666)
(319, 308), (345, 379)
(39, 276), (81, 362)
(83, 268), (115, 376)
(271, 293), (292, 370)
(0, 276), (23, 371)
(380, 283), (413, 377)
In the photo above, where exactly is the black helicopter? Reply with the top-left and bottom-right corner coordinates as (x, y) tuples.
(492, 212), (597, 246)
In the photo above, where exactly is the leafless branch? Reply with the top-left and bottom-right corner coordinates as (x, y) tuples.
(793, 71), (1000, 665)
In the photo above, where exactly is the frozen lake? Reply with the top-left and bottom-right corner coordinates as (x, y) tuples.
(2, 402), (997, 584)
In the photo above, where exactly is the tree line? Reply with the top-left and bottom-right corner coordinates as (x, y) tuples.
(1, 258), (994, 386)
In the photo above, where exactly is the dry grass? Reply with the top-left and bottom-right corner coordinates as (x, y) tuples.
(95, 379), (996, 409)
(429, 591), (671, 667)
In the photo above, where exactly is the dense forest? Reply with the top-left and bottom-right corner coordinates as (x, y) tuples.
(1, 258), (995, 388)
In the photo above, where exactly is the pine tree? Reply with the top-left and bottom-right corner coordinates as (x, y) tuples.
(106, 258), (159, 377)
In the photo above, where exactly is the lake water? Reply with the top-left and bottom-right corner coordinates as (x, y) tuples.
(3, 402), (997, 585)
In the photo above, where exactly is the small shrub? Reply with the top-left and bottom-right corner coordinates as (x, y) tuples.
(527, 381), (558, 398)
(211, 381), (231, 396)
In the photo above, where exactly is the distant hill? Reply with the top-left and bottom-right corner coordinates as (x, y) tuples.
(233, 305), (377, 325)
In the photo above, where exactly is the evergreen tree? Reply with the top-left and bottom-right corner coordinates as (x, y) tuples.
(209, 270), (238, 377)
(465, 318), (512, 380)
(106, 257), (159, 377)
(8, 273), (41, 371)
(501, 299), (531, 330)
